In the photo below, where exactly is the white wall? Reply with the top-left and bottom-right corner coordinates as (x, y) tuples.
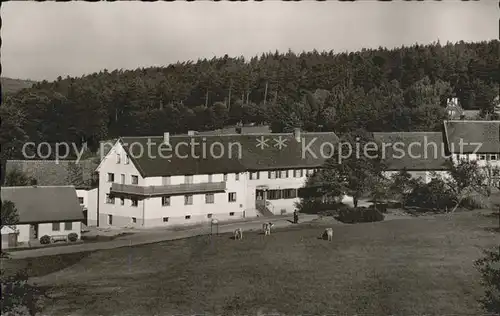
(144, 172), (246, 227)
(245, 169), (313, 215)
(14, 221), (82, 243)
(97, 141), (145, 227)
(76, 188), (98, 226)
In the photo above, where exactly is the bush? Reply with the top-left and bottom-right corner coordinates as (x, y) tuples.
(294, 199), (344, 215)
(0, 269), (43, 315)
(39, 235), (51, 245)
(461, 194), (491, 210)
(474, 248), (500, 314)
(336, 206), (384, 224)
(67, 233), (78, 242)
(406, 179), (456, 211)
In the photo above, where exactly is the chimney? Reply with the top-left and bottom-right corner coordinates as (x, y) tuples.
(188, 130), (196, 136)
(163, 132), (170, 144)
(293, 128), (301, 142)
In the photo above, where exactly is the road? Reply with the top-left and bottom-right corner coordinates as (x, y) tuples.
(7, 214), (319, 259)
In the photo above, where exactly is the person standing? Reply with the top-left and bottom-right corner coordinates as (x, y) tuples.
(293, 210), (299, 224)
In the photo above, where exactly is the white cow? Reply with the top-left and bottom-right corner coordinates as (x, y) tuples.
(324, 228), (334, 241)
(234, 228), (243, 240)
(262, 222), (275, 236)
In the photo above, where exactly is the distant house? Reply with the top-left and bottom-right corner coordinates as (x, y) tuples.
(1, 186), (85, 247)
(5, 159), (99, 226)
(443, 120), (500, 186)
(373, 131), (451, 183)
(186, 124), (272, 136)
(445, 96), (500, 120)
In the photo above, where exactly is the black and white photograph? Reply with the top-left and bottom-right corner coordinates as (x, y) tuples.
(1, 1), (499, 315)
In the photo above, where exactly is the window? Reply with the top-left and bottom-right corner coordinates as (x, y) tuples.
(268, 171), (276, 179)
(185, 215), (191, 220)
(268, 189), (282, 200)
(132, 217), (137, 223)
(106, 194), (115, 204)
(294, 169), (303, 177)
(306, 169), (315, 176)
(64, 222), (72, 231)
(163, 217), (169, 222)
(185, 175), (193, 184)
(250, 172), (260, 180)
(107, 173), (114, 182)
(184, 195), (193, 205)
(162, 176), (171, 185)
(490, 154), (498, 161)
(280, 170), (288, 178)
(228, 192), (237, 202)
(223, 173), (228, 181)
(205, 193), (215, 204)
(108, 215), (113, 225)
(116, 153), (121, 163)
(208, 174), (213, 182)
(131, 199), (138, 207)
(121, 174), (125, 184)
(229, 212), (235, 216)
(131, 175), (139, 185)
(235, 173), (239, 181)
(120, 197), (125, 205)
(207, 213), (213, 219)
(282, 189), (297, 199)
(125, 156), (130, 164)
(479, 155), (486, 160)
(162, 196), (170, 206)
(52, 223), (60, 231)
(78, 197), (84, 204)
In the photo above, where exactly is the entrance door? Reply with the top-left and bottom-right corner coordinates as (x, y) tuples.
(255, 189), (266, 208)
(29, 224), (38, 240)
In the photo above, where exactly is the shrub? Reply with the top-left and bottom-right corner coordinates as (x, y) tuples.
(39, 235), (51, 245)
(68, 233), (78, 242)
(461, 194), (491, 210)
(294, 199), (344, 215)
(0, 269), (43, 315)
(406, 179), (456, 211)
(336, 206), (384, 224)
(474, 248), (500, 314)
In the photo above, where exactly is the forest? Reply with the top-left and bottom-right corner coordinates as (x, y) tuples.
(1, 40), (498, 161)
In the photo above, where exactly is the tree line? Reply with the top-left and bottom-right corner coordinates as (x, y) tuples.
(1, 40), (498, 162)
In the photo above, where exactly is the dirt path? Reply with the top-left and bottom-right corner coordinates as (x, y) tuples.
(7, 214), (319, 259)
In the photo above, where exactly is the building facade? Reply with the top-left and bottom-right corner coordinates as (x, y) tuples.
(96, 130), (337, 228)
(1, 186), (85, 248)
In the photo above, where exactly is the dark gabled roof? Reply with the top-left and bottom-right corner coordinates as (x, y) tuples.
(444, 120), (500, 153)
(5, 159), (98, 189)
(1, 186), (85, 224)
(120, 132), (339, 177)
(373, 132), (450, 171)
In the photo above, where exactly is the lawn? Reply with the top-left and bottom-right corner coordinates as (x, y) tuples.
(4, 210), (499, 316)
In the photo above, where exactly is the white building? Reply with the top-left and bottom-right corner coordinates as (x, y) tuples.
(444, 120), (500, 186)
(96, 129), (338, 228)
(5, 160), (99, 226)
(373, 131), (451, 183)
(1, 186), (85, 248)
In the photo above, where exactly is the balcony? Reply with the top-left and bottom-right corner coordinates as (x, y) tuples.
(110, 182), (227, 197)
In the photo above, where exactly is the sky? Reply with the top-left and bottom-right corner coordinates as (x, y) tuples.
(1, 1), (497, 81)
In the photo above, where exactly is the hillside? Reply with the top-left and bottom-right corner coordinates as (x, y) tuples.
(1, 40), (498, 161)
(1, 77), (37, 94)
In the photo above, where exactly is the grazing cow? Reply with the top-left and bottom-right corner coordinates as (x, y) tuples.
(324, 228), (334, 241)
(234, 228), (243, 240)
(262, 222), (275, 236)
